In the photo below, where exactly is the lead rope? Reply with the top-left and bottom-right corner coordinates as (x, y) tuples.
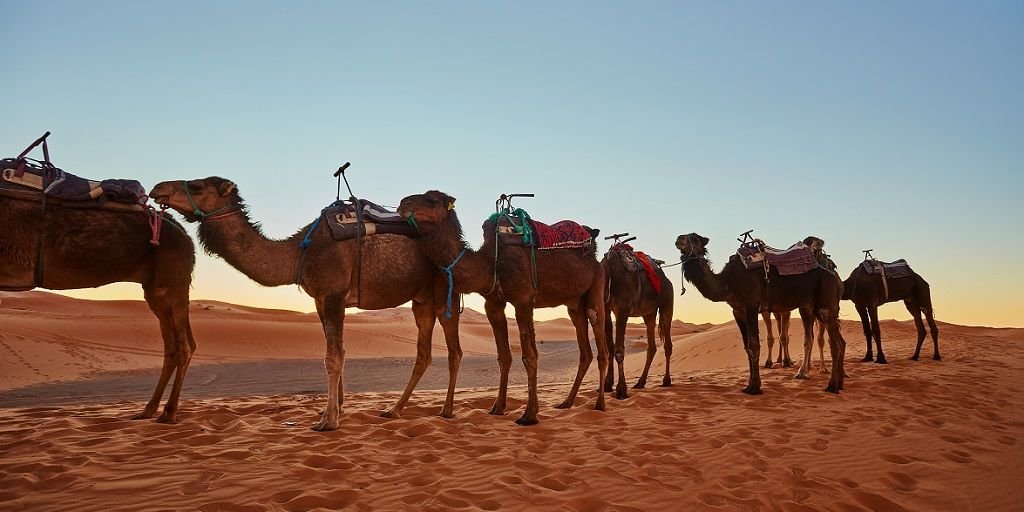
(148, 206), (165, 246)
(441, 249), (467, 318)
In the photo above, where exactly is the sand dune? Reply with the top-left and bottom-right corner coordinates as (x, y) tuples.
(1, 292), (1023, 511)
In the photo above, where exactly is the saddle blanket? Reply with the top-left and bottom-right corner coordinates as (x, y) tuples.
(1, 158), (147, 206)
(324, 199), (420, 241)
(533, 219), (593, 250)
(738, 242), (820, 276)
(861, 259), (914, 279)
(485, 209), (595, 250)
(634, 251), (662, 294)
(609, 244), (661, 294)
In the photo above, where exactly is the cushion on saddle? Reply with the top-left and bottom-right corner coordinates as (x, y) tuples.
(607, 244), (662, 293)
(609, 243), (640, 272)
(737, 242), (819, 276)
(323, 199), (420, 241)
(861, 259), (914, 279)
(484, 208), (594, 250)
(0, 157), (147, 207)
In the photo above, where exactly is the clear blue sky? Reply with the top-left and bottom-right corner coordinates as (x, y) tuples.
(3, 1), (1021, 326)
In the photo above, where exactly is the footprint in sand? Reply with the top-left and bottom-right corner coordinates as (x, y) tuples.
(941, 449), (974, 464)
(881, 471), (919, 492)
(810, 438), (829, 451)
(182, 472), (224, 496)
(879, 453), (917, 465)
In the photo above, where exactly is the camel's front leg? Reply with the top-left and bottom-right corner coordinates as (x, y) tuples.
(762, 312), (775, 369)
(437, 309), (462, 418)
(634, 313), (658, 389)
(793, 308), (815, 380)
(313, 295), (345, 432)
(157, 296), (195, 424)
(382, 299), (437, 419)
(484, 299), (511, 416)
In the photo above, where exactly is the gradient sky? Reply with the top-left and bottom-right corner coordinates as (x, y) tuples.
(3, 1), (1022, 327)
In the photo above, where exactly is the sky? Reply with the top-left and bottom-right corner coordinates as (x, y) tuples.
(2, 1), (1022, 327)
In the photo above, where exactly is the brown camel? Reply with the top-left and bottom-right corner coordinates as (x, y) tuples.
(1, 194), (197, 423)
(397, 190), (608, 425)
(675, 233), (846, 394)
(843, 255), (939, 363)
(149, 178), (462, 431)
(761, 236), (837, 373)
(601, 238), (674, 396)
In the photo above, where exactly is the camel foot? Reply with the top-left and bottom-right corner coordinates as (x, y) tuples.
(861, 355), (874, 362)
(741, 386), (763, 395)
(602, 383), (614, 393)
(875, 356), (888, 364)
(554, 400), (573, 409)
(824, 384), (840, 394)
(783, 360), (794, 368)
(515, 414), (539, 426)
(819, 366), (831, 374)
(594, 398), (606, 412)
(380, 408), (401, 419)
(439, 408), (455, 419)
(633, 379), (647, 389)
(763, 360), (773, 369)
(130, 410), (156, 421)
(311, 418), (339, 432)
(661, 377), (672, 387)
(933, 353), (942, 361)
(155, 412), (177, 424)
(488, 404), (506, 416)
(615, 387), (629, 400)
(794, 372), (810, 380)
(910, 354), (920, 361)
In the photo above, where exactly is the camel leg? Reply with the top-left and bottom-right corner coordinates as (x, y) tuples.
(634, 313), (657, 389)
(822, 314), (845, 393)
(868, 305), (887, 364)
(780, 311), (794, 368)
(438, 311), (462, 418)
(925, 307), (940, 360)
(132, 302), (176, 420)
(485, 298), (511, 416)
(857, 306), (874, 362)
(660, 307), (673, 387)
(514, 306), (540, 426)
(602, 309), (615, 392)
(737, 309), (762, 395)
(313, 294), (346, 432)
(793, 308), (815, 380)
(588, 296), (609, 413)
(156, 295), (194, 424)
(556, 305), (593, 409)
(612, 309), (629, 400)
(762, 312), (775, 369)
(816, 320), (829, 373)
(381, 299), (437, 419)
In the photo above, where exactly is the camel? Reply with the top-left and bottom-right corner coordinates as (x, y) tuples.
(1, 193), (197, 423)
(149, 178), (462, 431)
(675, 233), (846, 394)
(761, 236), (837, 373)
(843, 256), (939, 363)
(397, 190), (608, 425)
(601, 238), (674, 395)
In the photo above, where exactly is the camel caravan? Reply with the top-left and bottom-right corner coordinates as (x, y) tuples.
(1, 133), (940, 430)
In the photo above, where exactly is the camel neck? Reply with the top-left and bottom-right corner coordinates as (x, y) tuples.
(198, 212), (303, 287)
(682, 257), (729, 303)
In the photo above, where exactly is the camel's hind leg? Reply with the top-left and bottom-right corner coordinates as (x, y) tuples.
(762, 311), (775, 369)
(925, 307), (940, 360)
(778, 311), (793, 368)
(556, 305), (593, 409)
(485, 299), (511, 416)
(514, 306), (540, 426)
(634, 313), (658, 389)
(587, 291), (609, 412)
(611, 309), (629, 400)
(660, 304), (674, 387)
(137, 285), (194, 424)
(868, 305), (887, 364)
(857, 306), (874, 362)
(602, 309), (615, 392)
(381, 298), (439, 419)
(815, 320), (830, 373)
(737, 309), (762, 395)
(793, 308), (815, 380)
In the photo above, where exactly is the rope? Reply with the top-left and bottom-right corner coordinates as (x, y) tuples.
(148, 207), (164, 246)
(440, 249), (466, 318)
(183, 180), (234, 220)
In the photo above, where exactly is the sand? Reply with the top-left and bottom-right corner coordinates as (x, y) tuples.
(1, 291), (1023, 511)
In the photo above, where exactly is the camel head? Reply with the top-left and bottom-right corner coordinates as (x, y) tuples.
(675, 233), (710, 259)
(150, 178), (241, 223)
(803, 236), (825, 253)
(397, 190), (456, 234)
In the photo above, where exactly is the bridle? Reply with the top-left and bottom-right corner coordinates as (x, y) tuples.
(182, 180), (239, 221)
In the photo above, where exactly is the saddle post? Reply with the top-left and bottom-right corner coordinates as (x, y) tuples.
(863, 249), (875, 261)
(333, 162), (352, 202)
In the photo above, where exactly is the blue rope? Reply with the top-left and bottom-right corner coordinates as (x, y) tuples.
(441, 249), (467, 319)
(300, 215), (323, 249)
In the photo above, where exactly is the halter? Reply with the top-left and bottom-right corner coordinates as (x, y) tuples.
(182, 180), (238, 221)
(677, 236), (707, 296)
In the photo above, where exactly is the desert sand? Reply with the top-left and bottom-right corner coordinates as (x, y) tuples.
(1, 291), (1023, 511)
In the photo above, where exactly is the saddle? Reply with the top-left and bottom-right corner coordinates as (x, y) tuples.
(861, 259), (914, 279)
(484, 208), (596, 251)
(322, 199), (420, 241)
(1, 133), (147, 212)
(737, 241), (820, 276)
(608, 243), (662, 294)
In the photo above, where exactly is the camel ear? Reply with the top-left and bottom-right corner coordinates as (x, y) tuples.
(218, 181), (236, 196)
(700, 236), (709, 246)
(446, 194), (456, 210)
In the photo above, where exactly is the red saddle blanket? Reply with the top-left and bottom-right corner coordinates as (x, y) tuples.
(531, 220), (593, 250)
(738, 242), (819, 276)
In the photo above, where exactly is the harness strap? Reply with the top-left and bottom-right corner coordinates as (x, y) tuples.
(441, 249), (467, 319)
(148, 207), (165, 246)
